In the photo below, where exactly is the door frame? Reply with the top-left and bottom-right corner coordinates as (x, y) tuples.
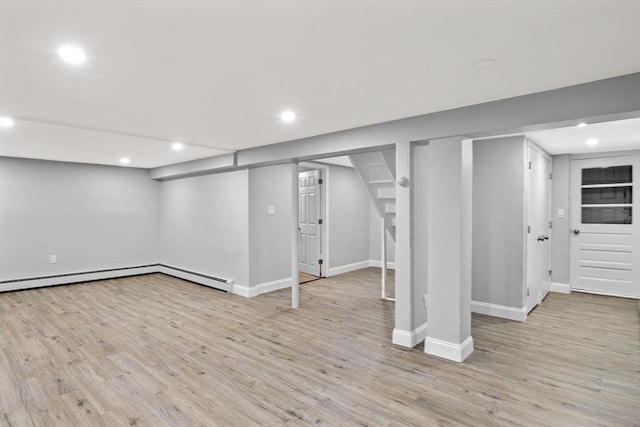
(569, 151), (640, 297)
(298, 162), (329, 277)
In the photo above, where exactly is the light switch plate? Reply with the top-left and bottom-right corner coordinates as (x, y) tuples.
(267, 205), (275, 216)
(558, 209), (565, 218)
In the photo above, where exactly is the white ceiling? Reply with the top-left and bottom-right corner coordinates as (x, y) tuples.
(1, 0), (639, 168)
(527, 118), (640, 155)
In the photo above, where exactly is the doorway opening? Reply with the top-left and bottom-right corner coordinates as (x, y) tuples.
(297, 165), (325, 285)
(296, 153), (396, 296)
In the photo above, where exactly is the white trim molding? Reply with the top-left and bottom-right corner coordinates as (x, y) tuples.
(424, 336), (474, 362)
(369, 260), (396, 270)
(392, 322), (428, 348)
(0, 265), (160, 293)
(550, 282), (571, 294)
(159, 265), (233, 292)
(327, 260), (371, 277)
(234, 277), (292, 298)
(471, 300), (527, 321)
(327, 259), (397, 277)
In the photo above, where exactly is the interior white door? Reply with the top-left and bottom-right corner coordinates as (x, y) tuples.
(539, 153), (552, 301)
(570, 155), (640, 297)
(299, 170), (321, 276)
(526, 144), (541, 312)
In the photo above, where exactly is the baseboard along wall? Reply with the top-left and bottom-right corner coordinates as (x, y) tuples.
(471, 300), (527, 321)
(0, 264), (234, 293)
(550, 282), (571, 294)
(233, 278), (292, 298)
(0, 264), (160, 293)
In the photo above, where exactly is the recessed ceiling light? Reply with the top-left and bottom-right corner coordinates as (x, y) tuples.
(120, 157), (130, 164)
(577, 122), (587, 128)
(0, 116), (15, 128)
(473, 58), (496, 69)
(57, 45), (87, 65)
(280, 110), (296, 123)
(586, 138), (598, 146)
(171, 142), (184, 151)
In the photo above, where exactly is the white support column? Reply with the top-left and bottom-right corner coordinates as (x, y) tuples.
(291, 163), (300, 309)
(424, 137), (473, 362)
(381, 217), (387, 299)
(393, 140), (414, 346)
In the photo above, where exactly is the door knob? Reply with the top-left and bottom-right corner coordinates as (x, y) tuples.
(543, 235), (549, 240)
(573, 229), (580, 235)
(537, 236), (545, 241)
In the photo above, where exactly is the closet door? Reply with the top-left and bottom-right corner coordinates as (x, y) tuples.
(526, 143), (552, 312)
(526, 144), (541, 312)
(538, 153), (552, 301)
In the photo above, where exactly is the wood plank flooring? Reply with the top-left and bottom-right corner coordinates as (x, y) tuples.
(1, 268), (638, 426)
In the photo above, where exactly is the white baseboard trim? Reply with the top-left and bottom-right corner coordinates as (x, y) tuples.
(0, 264), (160, 293)
(234, 277), (292, 298)
(471, 300), (526, 321)
(327, 259), (398, 277)
(327, 260), (371, 277)
(425, 336), (474, 362)
(158, 265), (233, 292)
(550, 282), (571, 294)
(392, 322), (428, 348)
(232, 284), (253, 298)
(368, 260), (396, 270)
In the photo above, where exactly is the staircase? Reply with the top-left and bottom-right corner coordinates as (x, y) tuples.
(349, 149), (396, 240)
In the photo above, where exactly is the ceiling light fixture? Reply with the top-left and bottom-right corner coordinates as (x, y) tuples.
(57, 45), (87, 65)
(280, 110), (296, 123)
(473, 58), (496, 69)
(586, 138), (598, 146)
(0, 116), (15, 128)
(577, 122), (587, 128)
(120, 157), (131, 164)
(171, 142), (184, 151)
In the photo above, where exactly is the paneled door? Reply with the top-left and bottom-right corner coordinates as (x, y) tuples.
(526, 144), (542, 312)
(538, 153), (552, 301)
(299, 170), (321, 276)
(570, 155), (640, 297)
(526, 144), (552, 313)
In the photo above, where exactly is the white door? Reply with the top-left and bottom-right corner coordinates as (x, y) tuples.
(526, 144), (553, 312)
(539, 153), (552, 301)
(526, 144), (541, 312)
(299, 170), (321, 276)
(570, 155), (640, 297)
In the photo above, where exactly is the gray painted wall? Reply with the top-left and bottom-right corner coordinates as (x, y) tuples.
(327, 165), (371, 271)
(368, 202), (396, 264)
(551, 154), (571, 284)
(159, 170), (250, 286)
(472, 136), (526, 308)
(249, 164), (294, 286)
(0, 157), (159, 281)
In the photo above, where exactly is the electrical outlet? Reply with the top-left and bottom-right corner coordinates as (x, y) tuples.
(50, 255), (57, 264)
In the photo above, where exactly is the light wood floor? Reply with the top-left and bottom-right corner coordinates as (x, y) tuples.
(1, 268), (638, 426)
